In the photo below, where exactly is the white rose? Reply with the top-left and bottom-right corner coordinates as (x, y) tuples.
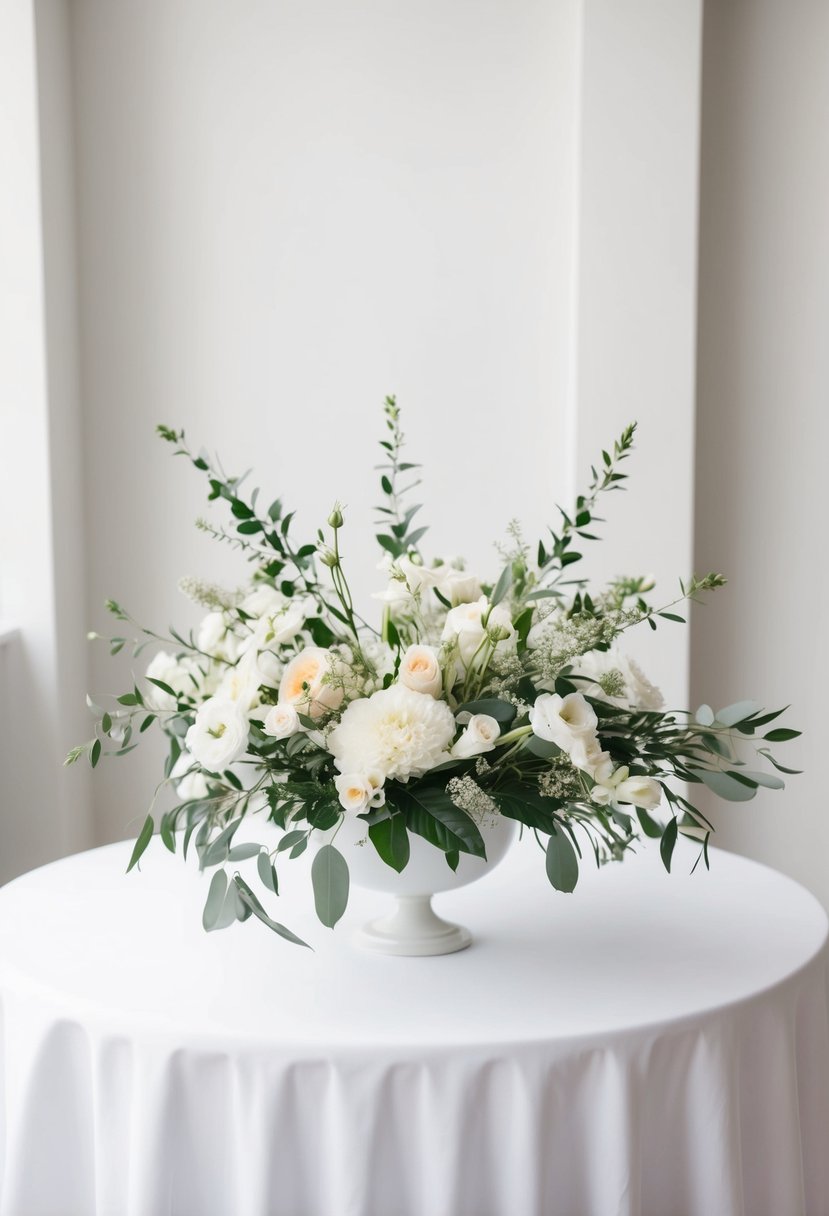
(197, 611), (240, 662)
(328, 685), (456, 782)
(185, 698), (249, 771)
(334, 771), (386, 815)
(615, 774), (662, 810)
(529, 692), (598, 750)
(451, 713), (500, 759)
(263, 702), (301, 740)
(398, 644), (443, 698)
(441, 597), (515, 670)
(279, 646), (345, 719)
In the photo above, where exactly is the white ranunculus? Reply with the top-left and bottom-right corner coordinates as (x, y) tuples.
(185, 698), (249, 771)
(398, 644), (443, 698)
(197, 611), (240, 662)
(571, 646), (664, 712)
(145, 651), (195, 712)
(441, 597), (515, 671)
(615, 774), (662, 810)
(278, 646), (345, 719)
(263, 702), (301, 740)
(529, 692), (598, 750)
(328, 685), (455, 782)
(334, 771), (386, 815)
(451, 713), (500, 759)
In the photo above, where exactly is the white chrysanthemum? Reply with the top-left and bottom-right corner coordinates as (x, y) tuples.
(327, 685), (455, 782)
(571, 647), (664, 711)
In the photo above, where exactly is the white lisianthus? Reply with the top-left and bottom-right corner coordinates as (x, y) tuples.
(451, 713), (500, 759)
(185, 698), (249, 771)
(218, 650), (263, 710)
(241, 584), (286, 618)
(145, 651), (195, 712)
(441, 597), (515, 671)
(279, 646), (345, 719)
(398, 644), (443, 698)
(263, 702), (301, 740)
(197, 611), (241, 662)
(241, 603), (307, 653)
(615, 773), (662, 810)
(529, 692), (598, 749)
(328, 685), (455, 782)
(568, 733), (611, 778)
(334, 771), (386, 815)
(571, 646), (664, 712)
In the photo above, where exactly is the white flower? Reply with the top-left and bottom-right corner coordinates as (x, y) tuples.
(571, 647), (664, 712)
(451, 713), (500, 759)
(240, 603), (307, 653)
(568, 733), (611, 778)
(241, 584), (286, 618)
(441, 597), (515, 671)
(185, 698), (249, 771)
(263, 702), (301, 740)
(197, 611), (240, 662)
(334, 771), (386, 815)
(217, 650), (263, 710)
(170, 751), (209, 801)
(398, 644), (443, 698)
(438, 567), (482, 606)
(278, 646), (345, 719)
(328, 685), (456, 782)
(529, 692), (598, 749)
(615, 773), (662, 810)
(144, 651), (195, 712)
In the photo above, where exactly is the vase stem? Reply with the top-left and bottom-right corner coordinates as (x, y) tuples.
(355, 894), (472, 956)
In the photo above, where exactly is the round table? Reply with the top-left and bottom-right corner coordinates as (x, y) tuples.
(0, 834), (827, 1216)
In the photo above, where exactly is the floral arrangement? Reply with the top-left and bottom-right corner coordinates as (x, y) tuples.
(70, 399), (799, 946)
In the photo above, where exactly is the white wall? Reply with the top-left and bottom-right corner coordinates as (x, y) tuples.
(693, 0), (829, 906)
(0, 0), (92, 880)
(69, 0), (583, 844)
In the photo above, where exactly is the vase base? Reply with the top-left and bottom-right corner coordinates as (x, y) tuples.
(354, 895), (472, 957)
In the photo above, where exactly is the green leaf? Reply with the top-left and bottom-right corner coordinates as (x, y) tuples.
(716, 700), (762, 727)
(232, 876), (310, 948)
(227, 842), (262, 861)
(445, 850), (460, 872)
(397, 786), (486, 858)
(368, 816), (410, 872)
(545, 825), (578, 892)
(276, 829), (308, 853)
(146, 677), (176, 699)
(257, 850), (279, 894)
(635, 807), (663, 839)
(311, 844), (350, 928)
(740, 769), (785, 791)
(764, 728), (801, 743)
(692, 767), (758, 802)
(454, 698), (517, 724)
(490, 564), (512, 607)
(90, 738), (102, 768)
(126, 814), (154, 872)
(160, 815), (176, 853)
(117, 693), (139, 706)
(202, 869), (228, 931)
(660, 817), (678, 872)
(201, 816), (244, 866)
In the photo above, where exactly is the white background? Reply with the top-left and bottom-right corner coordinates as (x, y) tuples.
(4, 0), (824, 910)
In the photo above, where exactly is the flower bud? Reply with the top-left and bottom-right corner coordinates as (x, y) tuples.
(318, 547), (338, 569)
(327, 505), (344, 529)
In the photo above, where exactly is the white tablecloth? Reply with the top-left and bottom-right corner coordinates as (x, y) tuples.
(0, 833), (827, 1216)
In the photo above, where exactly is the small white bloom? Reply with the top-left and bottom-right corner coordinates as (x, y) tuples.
(263, 702), (301, 740)
(171, 752), (209, 801)
(279, 646), (345, 719)
(451, 713), (501, 759)
(197, 611), (240, 662)
(328, 684), (455, 782)
(529, 692), (598, 749)
(241, 584), (286, 618)
(334, 771), (386, 815)
(441, 597), (515, 671)
(571, 647), (664, 712)
(218, 650), (263, 710)
(145, 651), (195, 712)
(185, 698), (249, 771)
(568, 733), (611, 777)
(615, 774), (662, 810)
(398, 644), (443, 698)
(438, 568), (482, 606)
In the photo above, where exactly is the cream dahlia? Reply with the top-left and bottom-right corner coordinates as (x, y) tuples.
(327, 684), (455, 782)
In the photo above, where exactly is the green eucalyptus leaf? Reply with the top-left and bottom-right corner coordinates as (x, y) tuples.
(660, 817), (678, 872)
(545, 825), (578, 893)
(311, 844), (350, 928)
(716, 700), (762, 727)
(126, 814), (154, 872)
(202, 869), (228, 931)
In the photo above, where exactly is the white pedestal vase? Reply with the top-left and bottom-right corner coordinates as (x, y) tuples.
(330, 811), (518, 956)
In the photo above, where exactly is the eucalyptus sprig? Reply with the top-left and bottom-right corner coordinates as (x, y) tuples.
(374, 395), (428, 560)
